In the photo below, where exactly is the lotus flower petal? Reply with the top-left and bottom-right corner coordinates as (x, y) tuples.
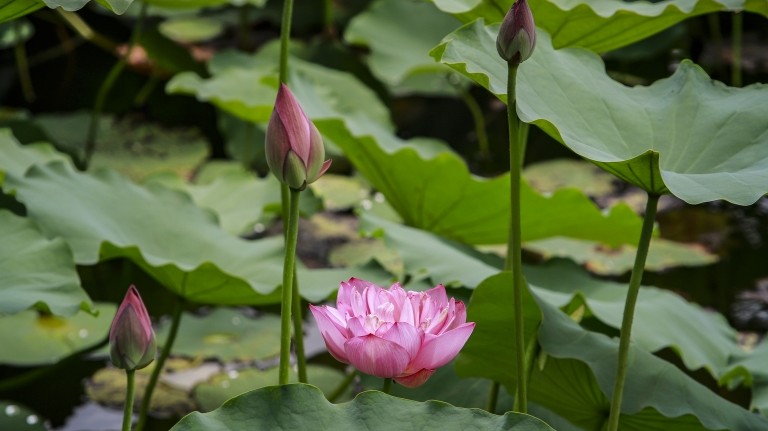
(344, 335), (411, 378)
(309, 305), (350, 362)
(395, 368), (435, 388)
(407, 322), (476, 372)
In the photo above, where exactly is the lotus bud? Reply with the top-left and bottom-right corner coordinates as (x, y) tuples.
(266, 84), (332, 190)
(109, 285), (156, 371)
(496, 0), (536, 65)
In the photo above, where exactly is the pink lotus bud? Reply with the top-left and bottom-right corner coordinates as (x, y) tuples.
(496, 0), (536, 65)
(266, 84), (332, 190)
(309, 279), (475, 388)
(109, 285), (156, 371)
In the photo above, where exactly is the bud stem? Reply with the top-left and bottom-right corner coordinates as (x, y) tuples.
(607, 193), (659, 431)
(279, 188), (301, 385)
(279, 0), (294, 84)
(505, 63), (528, 414)
(122, 370), (135, 431)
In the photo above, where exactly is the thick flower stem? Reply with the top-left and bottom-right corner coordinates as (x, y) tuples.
(14, 20), (34, 103)
(381, 378), (392, 394)
(279, 189), (301, 384)
(731, 12), (742, 87)
(607, 193), (659, 431)
(486, 381), (500, 413)
(134, 298), (183, 431)
(506, 63), (527, 414)
(279, 0), (294, 84)
(122, 370), (135, 431)
(84, 0), (147, 169)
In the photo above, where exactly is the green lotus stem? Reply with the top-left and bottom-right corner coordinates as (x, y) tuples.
(323, 0), (334, 36)
(133, 74), (160, 108)
(292, 273), (307, 383)
(328, 369), (357, 402)
(607, 193), (660, 431)
(14, 20), (35, 103)
(381, 378), (392, 394)
(134, 298), (183, 431)
(506, 63), (527, 414)
(56, 9), (116, 53)
(279, 188), (301, 384)
(486, 381), (500, 413)
(279, 0), (294, 84)
(707, 14), (724, 77)
(238, 4), (250, 51)
(459, 88), (491, 160)
(122, 370), (135, 431)
(84, 0), (148, 168)
(731, 12), (742, 87)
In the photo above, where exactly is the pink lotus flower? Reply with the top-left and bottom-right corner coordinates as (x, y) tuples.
(266, 83), (332, 190)
(109, 285), (156, 371)
(309, 279), (475, 388)
(496, 0), (536, 65)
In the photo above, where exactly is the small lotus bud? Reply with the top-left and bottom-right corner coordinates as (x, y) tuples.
(496, 0), (536, 65)
(109, 285), (156, 371)
(266, 84), (332, 190)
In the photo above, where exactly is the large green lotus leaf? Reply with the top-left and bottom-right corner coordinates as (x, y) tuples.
(169, 43), (395, 136)
(344, 0), (463, 96)
(172, 383), (555, 430)
(535, 294), (768, 430)
(525, 236), (717, 276)
(156, 308), (280, 362)
(365, 214), (743, 380)
(0, 303), (114, 366)
(0, 210), (91, 316)
(525, 259), (739, 377)
(145, 167), (281, 236)
(43, 0), (133, 13)
(338, 128), (644, 246)
(0, 402), (46, 431)
(0, 1), (43, 24)
(428, 0), (763, 52)
(724, 339), (768, 416)
(168, 42), (442, 163)
(455, 272), (542, 397)
(361, 213), (499, 288)
(433, 23), (768, 204)
(194, 366), (352, 412)
(2, 161), (288, 305)
(35, 112), (209, 182)
(0, 129), (69, 182)
(457, 271), (768, 430)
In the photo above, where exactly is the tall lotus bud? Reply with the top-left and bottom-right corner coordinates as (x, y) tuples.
(496, 0), (536, 65)
(109, 285), (156, 371)
(266, 84), (332, 190)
